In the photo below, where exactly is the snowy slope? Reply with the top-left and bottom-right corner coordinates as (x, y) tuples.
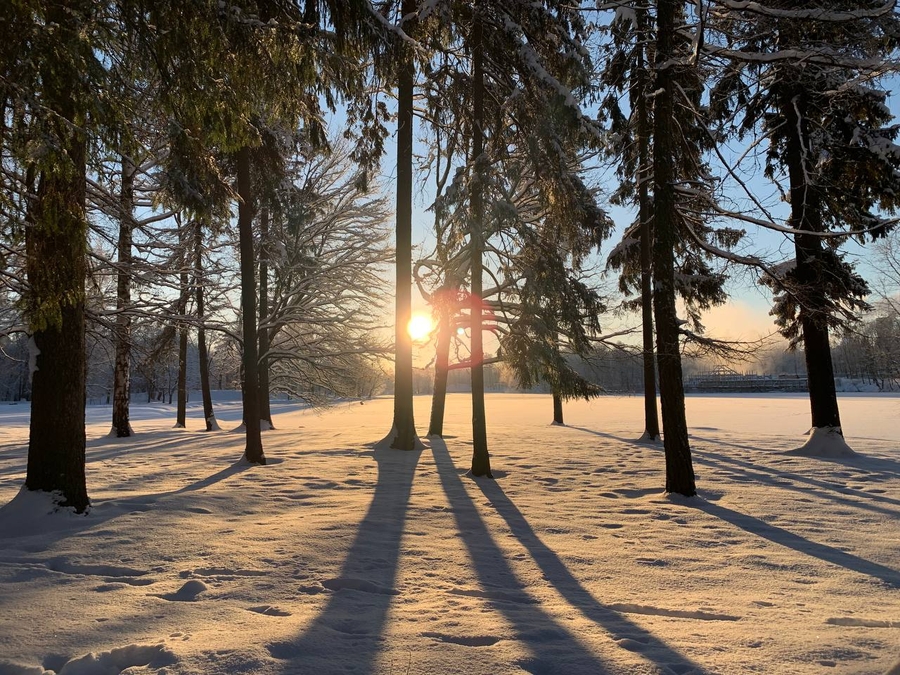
(0, 393), (898, 675)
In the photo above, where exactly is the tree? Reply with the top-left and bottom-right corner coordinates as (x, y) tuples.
(379, 0), (424, 451)
(709, 0), (900, 444)
(468, 6), (492, 476)
(3, 0), (105, 511)
(261, 140), (393, 404)
(193, 218), (219, 430)
(651, 0), (697, 495)
(112, 155), (136, 437)
(258, 207), (273, 429)
(236, 146), (265, 462)
(599, 6), (660, 441)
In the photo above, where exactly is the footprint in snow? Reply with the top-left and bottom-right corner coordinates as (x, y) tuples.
(321, 577), (399, 595)
(154, 579), (207, 601)
(826, 617), (898, 628)
(421, 632), (500, 647)
(247, 605), (292, 617)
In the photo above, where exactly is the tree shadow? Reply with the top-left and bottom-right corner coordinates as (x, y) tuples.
(268, 446), (420, 673)
(691, 434), (900, 482)
(566, 426), (652, 448)
(686, 498), (900, 588)
(0, 459), (257, 554)
(431, 438), (705, 675)
(691, 442), (900, 518)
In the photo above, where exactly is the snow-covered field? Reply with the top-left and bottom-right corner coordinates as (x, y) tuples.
(0, 393), (898, 675)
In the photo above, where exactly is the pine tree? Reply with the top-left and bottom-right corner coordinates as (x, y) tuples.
(652, 0), (697, 495)
(708, 0), (900, 442)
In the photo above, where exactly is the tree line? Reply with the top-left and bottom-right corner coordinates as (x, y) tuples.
(2, 1), (899, 511)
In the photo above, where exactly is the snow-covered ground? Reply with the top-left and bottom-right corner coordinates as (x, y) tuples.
(0, 393), (898, 675)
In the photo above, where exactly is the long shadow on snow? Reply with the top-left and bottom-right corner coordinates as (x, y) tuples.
(686, 498), (900, 588)
(431, 438), (704, 675)
(690, 436), (900, 501)
(566, 426), (651, 448)
(0, 459), (255, 555)
(468, 464), (708, 675)
(267, 445), (420, 674)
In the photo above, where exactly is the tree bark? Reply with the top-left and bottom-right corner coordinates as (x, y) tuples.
(783, 91), (842, 430)
(175, 219), (189, 428)
(237, 146), (265, 464)
(24, 31), (89, 510)
(258, 207), (273, 429)
(652, 0), (696, 496)
(112, 155), (135, 437)
(470, 8), (492, 478)
(194, 219), (217, 431)
(636, 22), (660, 442)
(176, 326), (188, 427)
(388, 0), (419, 451)
(552, 392), (564, 425)
(428, 283), (453, 437)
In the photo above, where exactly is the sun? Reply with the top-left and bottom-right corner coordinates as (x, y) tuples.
(407, 313), (434, 342)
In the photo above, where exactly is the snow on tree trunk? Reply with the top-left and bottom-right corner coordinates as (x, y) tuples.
(237, 146), (265, 464)
(652, 0), (696, 497)
(789, 426), (855, 458)
(112, 155), (135, 438)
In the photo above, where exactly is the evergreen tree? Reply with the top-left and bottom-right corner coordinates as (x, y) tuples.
(708, 0), (900, 441)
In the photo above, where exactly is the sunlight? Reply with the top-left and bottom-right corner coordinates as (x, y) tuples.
(407, 313), (434, 342)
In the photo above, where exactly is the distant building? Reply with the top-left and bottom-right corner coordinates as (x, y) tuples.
(685, 366), (807, 393)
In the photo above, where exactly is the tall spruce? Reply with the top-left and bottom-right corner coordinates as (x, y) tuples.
(4, 0), (106, 511)
(652, 0), (696, 495)
(469, 5), (492, 476)
(385, 0), (422, 451)
(708, 0), (900, 440)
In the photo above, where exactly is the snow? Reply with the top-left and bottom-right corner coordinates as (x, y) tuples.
(613, 5), (637, 27)
(789, 426), (857, 458)
(0, 393), (898, 674)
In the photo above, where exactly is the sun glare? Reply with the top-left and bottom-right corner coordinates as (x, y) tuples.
(407, 313), (434, 342)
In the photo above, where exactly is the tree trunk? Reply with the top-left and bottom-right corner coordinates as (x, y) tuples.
(552, 392), (564, 425)
(194, 219), (217, 431)
(258, 207), (273, 429)
(175, 221), (189, 428)
(783, 92), (842, 430)
(636, 23), (660, 442)
(428, 285), (453, 437)
(470, 9), (492, 478)
(388, 0), (419, 451)
(237, 146), (265, 464)
(24, 43), (89, 511)
(176, 326), (188, 427)
(652, 0), (696, 496)
(112, 155), (135, 437)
